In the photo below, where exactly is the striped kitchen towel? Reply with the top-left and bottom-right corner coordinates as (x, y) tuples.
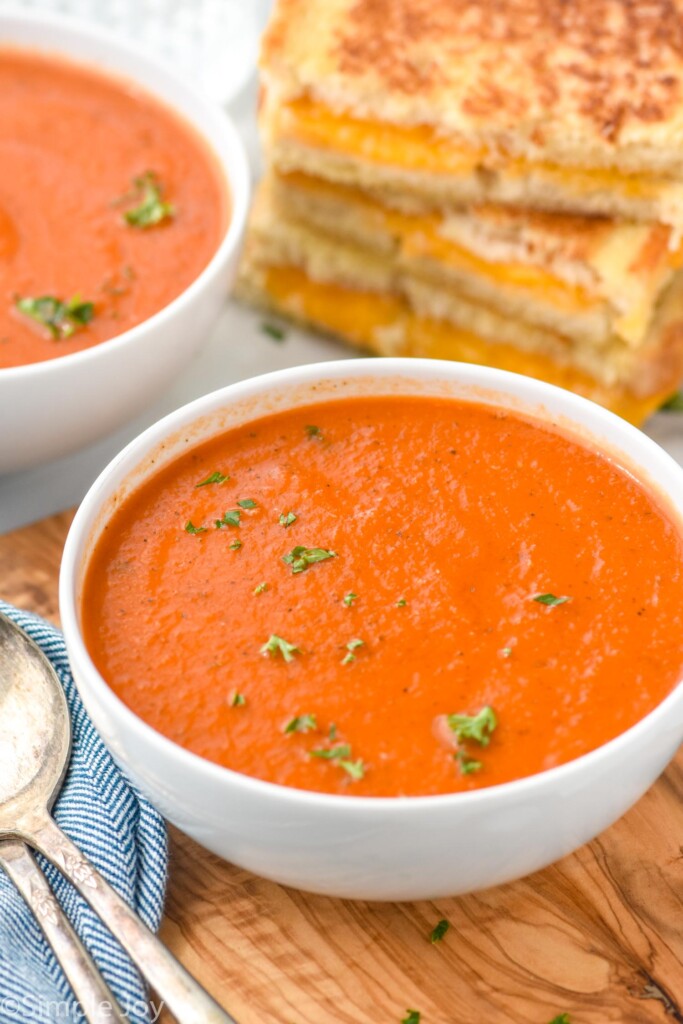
(0, 600), (168, 1024)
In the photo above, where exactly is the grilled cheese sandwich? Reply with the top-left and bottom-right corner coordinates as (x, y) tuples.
(237, 0), (683, 421)
(266, 94), (683, 227)
(271, 171), (683, 347)
(237, 185), (683, 423)
(261, 0), (683, 226)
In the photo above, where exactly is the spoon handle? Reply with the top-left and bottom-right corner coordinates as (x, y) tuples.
(28, 815), (238, 1024)
(0, 838), (127, 1024)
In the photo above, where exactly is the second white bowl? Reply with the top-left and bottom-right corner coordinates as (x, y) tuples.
(0, 10), (250, 474)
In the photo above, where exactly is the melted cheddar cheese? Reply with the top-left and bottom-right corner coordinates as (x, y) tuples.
(278, 97), (676, 203)
(263, 263), (671, 425)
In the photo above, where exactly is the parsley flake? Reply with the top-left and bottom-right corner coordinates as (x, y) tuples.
(184, 520), (207, 535)
(342, 638), (364, 665)
(238, 498), (257, 509)
(343, 592), (358, 607)
(401, 1012), (421, 1024)
(261, 634), (300, 662)
(533, 593), (570, 607)
(228, 690), (245, 707)
(329, 723), (338, 740)
(548, 1016), (571, 1024)
(120, 171), (174, 228)
(261, 322), (286, 342)
(253, 582), (268, 596)
(310, 744), (351, 760)
(279, 512), (298, 528)
(660, 391), (683, 412)
(311, 742), (365, 781)
(305, 424), (322, 439)
(284, 714), (317, 734)
(396, 597), (407, 607)
(195, 471), (229, 488)
(215, 509), (241, 529)
(339, 758), (365, 780)
(447, 706), (497, 747)
(230, 539), (242, 551)
(455, 751), (483, 775)
(283, 545), (337, 574)
(16, 294), (94, 340)
(430, 919), (450, 943)
(501, 646), (512, 658)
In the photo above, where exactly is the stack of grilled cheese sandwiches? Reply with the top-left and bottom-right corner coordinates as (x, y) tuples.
(238, 0), (683, 423)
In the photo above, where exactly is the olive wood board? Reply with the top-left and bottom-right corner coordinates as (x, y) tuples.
(3, 509), (683, 1024)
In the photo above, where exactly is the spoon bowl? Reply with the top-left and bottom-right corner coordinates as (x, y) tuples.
(0, 614), (69, 831)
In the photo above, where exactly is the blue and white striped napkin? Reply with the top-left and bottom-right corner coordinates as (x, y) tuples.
(0, 601), (168, 1024)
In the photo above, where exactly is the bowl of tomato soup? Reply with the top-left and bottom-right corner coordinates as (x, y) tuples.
(0, 11), (249, 473)
(60, 359), (683, 900)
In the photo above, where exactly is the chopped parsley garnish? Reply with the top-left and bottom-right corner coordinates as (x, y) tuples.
(396, 597), (407, 607)
(455, 751), (483, 775)
(238, 498), (257, 509)
(261, 321), (286, 342)
(310, 743), (365, 780)
(329, 723), (338, 740)
(660, 391), (683, 412)
(279, 511), (298, 528)
(260, 634), (300, 662)
(215, 509), (241, 529)
(343, 592), (358, 607)
(16, 294), (94, 340)
(229, 539), (242, 551)
(310, 744), (351, 760)
(548, 1016), (571, 1024)
(341, 638), (364, 665)
(339, 758), (365, 780)
(184, 520), (207, 535)
(401, 1012), (421, 1024)
(430, 919), (450, 943)
(447, 706), (497, 747)
(284, 714), (317, 734)
(195, 471), (229, 488)
(305, 424), (322, 439)
(228, 690), (245, 707)
(283, 545), (337, 574)
(501, 646), (512, 658)
(533, 593), (570, 607)
(120, 171), (174, 228)
(253, 582), (268, 596)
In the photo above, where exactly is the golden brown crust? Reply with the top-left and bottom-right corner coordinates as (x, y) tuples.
(336, 0), (683, 134)
(261, 0), (683, 171)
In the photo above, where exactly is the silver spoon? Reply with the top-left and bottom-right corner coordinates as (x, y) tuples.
(0, 611), (238, 1024)
(0, 837), (127, 1024)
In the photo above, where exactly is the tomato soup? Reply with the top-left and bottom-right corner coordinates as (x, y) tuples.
(0, 49), (227, 368)
(82, 396), (683, 797)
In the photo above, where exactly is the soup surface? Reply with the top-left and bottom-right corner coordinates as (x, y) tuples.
(0, 48), (227, 368)
(82, 395), (683, 797)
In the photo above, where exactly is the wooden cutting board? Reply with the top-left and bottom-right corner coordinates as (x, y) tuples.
(3, 511), (683, 1024)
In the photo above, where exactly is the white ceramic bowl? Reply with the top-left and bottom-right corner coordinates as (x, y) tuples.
(0, 10), (250, 474)
(60, 359), (683, 900)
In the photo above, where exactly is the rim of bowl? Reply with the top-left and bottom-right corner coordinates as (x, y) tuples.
(0, 7), (250, 382)
(60, 357), (683, 812)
